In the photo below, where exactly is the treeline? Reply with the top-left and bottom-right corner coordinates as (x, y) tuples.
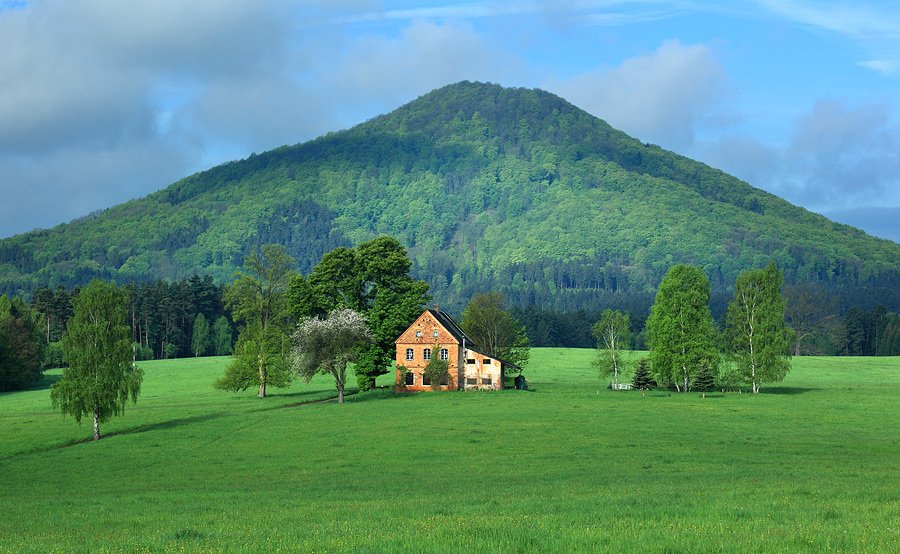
(28, 275), (233, 365)
(513, 289), (900, 356)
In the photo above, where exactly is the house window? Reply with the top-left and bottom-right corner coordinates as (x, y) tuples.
(440, 375), (449, 386)
(483, 359), (491, 364)
(482, 376), (492, 385)
(422, 374), (431, 386)
(466, 377), (478, 385)
(440, 348), (449, 361)
(466, 359), (476, 365)
(405, 372), (415, 386)
(405, 348), (414, 361)
(433, 330), (439, 337)
(423, 348), (431, 360)
(415, 331), (422, 337)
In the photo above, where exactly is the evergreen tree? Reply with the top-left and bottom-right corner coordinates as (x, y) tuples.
(631, 358), (655, 390)
(693, 363), (717, 393)
(191, 314), (210, 357)
(645, 264), (719, 392)
(0, 295), (45, 391)
(725, 262), (791, 393)
(212, 316), (234, 356)
(51, 280), (142, 440)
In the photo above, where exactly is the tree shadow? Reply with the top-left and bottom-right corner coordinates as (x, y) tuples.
(107, 413), (228, 437)
(760, 386), (818, 395)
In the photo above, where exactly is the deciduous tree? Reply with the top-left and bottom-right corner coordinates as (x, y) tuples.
(191, 313), (210, 357)
(292, 309), (371, 403)
(211, 316), (234, 356)
(592, 309), (630, 386)
(460, 292), (530, 372)
(50, 280), (142, 440)
(645, 265), (718, 392)
(725, 262), (791, 393)
(216, 245), (295, 398)
(289, 237), (429, 391)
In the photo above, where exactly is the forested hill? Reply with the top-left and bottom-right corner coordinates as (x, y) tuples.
(1, 81), (898, 312)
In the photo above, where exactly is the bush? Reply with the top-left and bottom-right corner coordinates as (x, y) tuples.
(44, 341), (66, 369)
(132, 343), (154, 361)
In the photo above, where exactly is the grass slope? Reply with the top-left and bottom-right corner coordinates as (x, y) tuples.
(1, 350), (898, 552)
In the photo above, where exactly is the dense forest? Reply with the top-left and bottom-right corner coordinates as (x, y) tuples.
(0, 81), (897, 319)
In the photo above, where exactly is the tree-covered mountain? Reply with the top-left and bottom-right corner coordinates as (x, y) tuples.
(1, 81), (898, 314)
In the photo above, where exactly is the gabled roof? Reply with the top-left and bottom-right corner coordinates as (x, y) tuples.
(426, 308), (474, 347)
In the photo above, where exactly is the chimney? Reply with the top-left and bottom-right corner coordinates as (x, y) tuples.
(434, 304), (440, 312)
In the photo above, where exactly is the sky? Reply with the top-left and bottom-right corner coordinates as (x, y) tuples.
(1, 0), (899, 242)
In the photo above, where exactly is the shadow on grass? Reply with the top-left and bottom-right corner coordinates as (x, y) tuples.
(761, 386), (818, 395)
(0, 413), (229, 461)
(0, 373), (63, 398)
(107, 413), (228, 438)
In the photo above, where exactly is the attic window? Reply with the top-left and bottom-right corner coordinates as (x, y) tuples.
(484, 359), (491, 364)
(433, 330), (439, 337)
(415, 331), (422, 337)
(466, 359), (476, 365)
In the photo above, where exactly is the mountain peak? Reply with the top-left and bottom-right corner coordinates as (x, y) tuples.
(0, 82), (897, 313)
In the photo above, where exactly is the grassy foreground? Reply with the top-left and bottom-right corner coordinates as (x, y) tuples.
(1, 350), (898, 552)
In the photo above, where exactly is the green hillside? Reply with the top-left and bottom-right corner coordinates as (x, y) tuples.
(1, 81), (897, 311)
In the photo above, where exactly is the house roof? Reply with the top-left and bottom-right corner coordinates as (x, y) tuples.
(426, 308), (473, 347)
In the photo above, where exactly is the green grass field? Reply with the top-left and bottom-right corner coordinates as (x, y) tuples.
(1, 350), (898, 552)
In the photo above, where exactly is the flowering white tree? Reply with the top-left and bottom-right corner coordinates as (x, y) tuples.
(292, 309), (371, 403)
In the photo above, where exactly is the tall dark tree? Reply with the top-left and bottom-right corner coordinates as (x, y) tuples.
(289, 236), (429, 391)
(0, 295), (45, 391)
(725, 262), (791, 393)
(217, 245), (296, 398)
(51, 280), (142, 440)
(646, 264), (719, 392)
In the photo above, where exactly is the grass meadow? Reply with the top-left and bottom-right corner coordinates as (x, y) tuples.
(1, 350), (898, 552)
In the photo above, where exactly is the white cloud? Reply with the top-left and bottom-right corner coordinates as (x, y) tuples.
(549, 40), (728, 150)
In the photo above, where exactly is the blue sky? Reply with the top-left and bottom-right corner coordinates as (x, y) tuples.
(1, 0), (898, 241)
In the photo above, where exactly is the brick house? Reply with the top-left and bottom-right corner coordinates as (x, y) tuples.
(395, 307), (516, 391)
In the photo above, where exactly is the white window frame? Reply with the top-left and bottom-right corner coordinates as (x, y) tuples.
(423, 348), (431, 360)
(405, 348), (414, 361)
(440, 348), (449, 361)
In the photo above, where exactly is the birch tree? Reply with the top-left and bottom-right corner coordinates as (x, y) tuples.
(592, 309), (630, 386)
(292, 309), (371, 403)
(51, 280), (142, 440)
(725, 262), (791, 393)
(645, 265), (718, 392)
